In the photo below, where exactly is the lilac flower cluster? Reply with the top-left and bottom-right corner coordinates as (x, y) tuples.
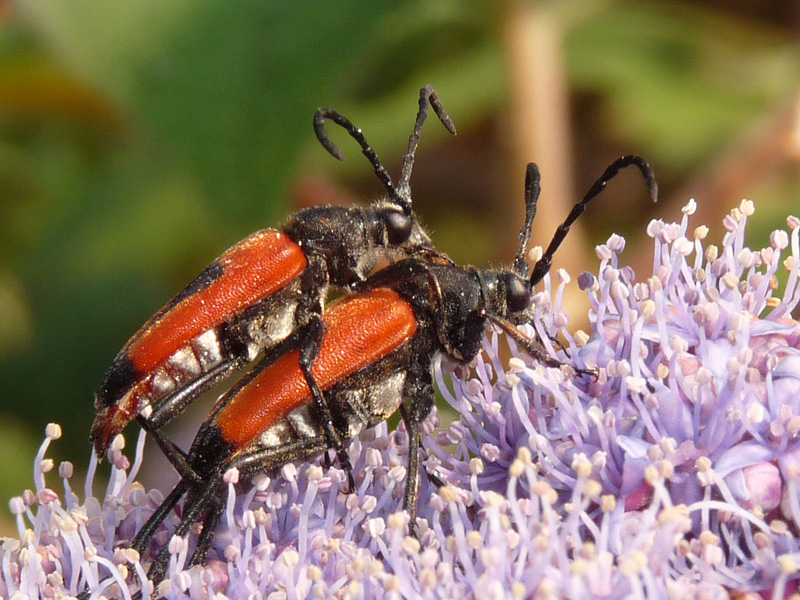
(3, 199), (800, 599)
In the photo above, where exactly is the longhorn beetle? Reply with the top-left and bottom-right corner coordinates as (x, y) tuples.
(129, 155), (658, 588)
(90, 86), (456, 472)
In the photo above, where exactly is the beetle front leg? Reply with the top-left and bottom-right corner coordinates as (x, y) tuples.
(290, 260), (353, 483)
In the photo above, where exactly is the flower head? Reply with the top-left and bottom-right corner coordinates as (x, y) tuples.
(3, 200), (800, 599)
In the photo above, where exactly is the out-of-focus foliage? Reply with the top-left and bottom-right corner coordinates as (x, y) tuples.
(1, 0), (799, 515)
(566, 1), (798, 170)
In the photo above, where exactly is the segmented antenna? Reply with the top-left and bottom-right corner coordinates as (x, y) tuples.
(529, 154), (658, 286)
(313, 108), (397, 203)
(512, 162), (542, 278)
(313, 85), (456, 213)
(397, 85), (457, 210)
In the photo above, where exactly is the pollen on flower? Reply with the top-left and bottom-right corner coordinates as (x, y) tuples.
(45, 423), (62, 440)
(778, 554), (799, 575)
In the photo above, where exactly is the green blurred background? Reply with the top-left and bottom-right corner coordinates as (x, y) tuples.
(2, 0), (800, 529)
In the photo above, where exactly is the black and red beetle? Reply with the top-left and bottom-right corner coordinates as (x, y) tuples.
(130, 155), (658, 586)
(90, 86), (456, 465)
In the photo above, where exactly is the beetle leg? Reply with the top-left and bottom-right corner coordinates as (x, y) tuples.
(399, 363), (436, 537)
(130, 479), (190, 557)
(297, 316), (355, 491)
(400, 402), (422, 535)
(137, 357), (246, 485)
(130, 436), (334, 594)
(489, 315), (564, 369)
(322, 449), (333, 469)
(146, 358), (246, 430)
(144, 482), (221, 591)
(187, 499), (224, 568)
(335, 450), (355, 492)
(425, 466), (446, 489)
(231, 436), (331, 480)
(136, 418), (201, 487)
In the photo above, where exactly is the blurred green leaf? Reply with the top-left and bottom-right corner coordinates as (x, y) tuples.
(0, 417), (39, 526)
(566, 2), (799, 170)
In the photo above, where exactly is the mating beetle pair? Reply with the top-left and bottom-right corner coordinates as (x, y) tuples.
(91, 86), (455, 475)
(90, 86), (657, 589)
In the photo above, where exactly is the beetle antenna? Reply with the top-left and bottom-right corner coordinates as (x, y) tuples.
(313, 86), (456, 213)
(313, 108), (399, 204)
(512, 162), (541, 279)
(396, 85), (457, 214)
(529, 154), (658, 286)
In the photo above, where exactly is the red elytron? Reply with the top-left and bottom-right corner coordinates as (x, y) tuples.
(92, 230), (307, 452)
(213, 288), (417, 448)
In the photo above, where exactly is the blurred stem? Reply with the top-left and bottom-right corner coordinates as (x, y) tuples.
(501, 1), (589, 321)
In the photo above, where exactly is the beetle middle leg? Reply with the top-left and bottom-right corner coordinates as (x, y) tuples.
(295, 315), (356, 491)
(398, 362), (437, 535)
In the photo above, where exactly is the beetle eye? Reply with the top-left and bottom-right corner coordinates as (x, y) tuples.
(505, 274), (530, 313)
(385, 210), (413, 246)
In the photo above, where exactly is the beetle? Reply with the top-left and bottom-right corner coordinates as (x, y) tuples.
(90, 86), (457, 469)
(128, 155), (658, 587)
